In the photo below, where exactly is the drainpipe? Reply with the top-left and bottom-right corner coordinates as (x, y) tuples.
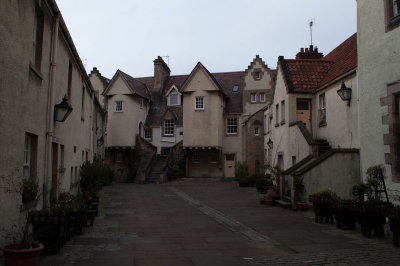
(43, 13), (60, 208)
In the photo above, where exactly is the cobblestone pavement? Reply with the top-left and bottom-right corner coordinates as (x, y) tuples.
(21, 178), (400, 265)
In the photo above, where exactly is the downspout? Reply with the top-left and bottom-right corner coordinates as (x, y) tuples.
(43, 13), (60, 208)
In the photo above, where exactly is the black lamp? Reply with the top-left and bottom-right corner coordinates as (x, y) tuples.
(54, 95), (73, 122)
(337, 81), (352, 106)
(267, 138), (273, 149)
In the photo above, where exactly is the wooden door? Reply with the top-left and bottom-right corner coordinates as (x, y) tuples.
(224, 154), (235, 178)
(296, 99), (312, 133)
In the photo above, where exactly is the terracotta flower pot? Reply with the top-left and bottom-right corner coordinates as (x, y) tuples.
(1, 242), (43, 266)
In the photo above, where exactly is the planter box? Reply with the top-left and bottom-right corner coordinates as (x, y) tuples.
(333, 201), (356, 230)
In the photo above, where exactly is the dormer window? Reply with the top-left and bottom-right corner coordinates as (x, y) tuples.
(169, 92), (179, 105)
(167, 85), (181, 106)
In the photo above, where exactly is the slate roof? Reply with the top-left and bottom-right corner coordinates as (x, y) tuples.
(137, 71), (244, 127)
(280, 33), (357, 93)
(118, 70), (152, 100)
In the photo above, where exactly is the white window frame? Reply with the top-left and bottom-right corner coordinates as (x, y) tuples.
(144, 129), (152, 139)
(115, 101), (123, 112)
(23, 134), (31, 179)
(319, 93), (326, 122)
(260, 93), (266, 102)
(394, 0), (399, 17)
(255, 127), (259, 136)
(195, 96), (204, 110)
(226, 117), (238, 134)
(169, 92), (179, 106)
(250, 93), (257, 103)
(164, 119), (175, 136)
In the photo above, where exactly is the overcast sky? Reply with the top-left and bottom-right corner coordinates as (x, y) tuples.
(56, 0), (356, 79)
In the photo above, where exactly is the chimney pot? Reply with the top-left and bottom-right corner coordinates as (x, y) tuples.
(301, 48), (304, 53)
(305, 48), (309, 53)
(310, 45), (314, 52)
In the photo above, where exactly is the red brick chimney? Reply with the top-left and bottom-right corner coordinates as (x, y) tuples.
(153, 56), (170, 106)
(296, 45), (323, 59)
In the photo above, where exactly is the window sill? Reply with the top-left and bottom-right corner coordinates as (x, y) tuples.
(29, 63), (43, 81)
(319, 120), (327, 127)
(194, 109), (204, 111)
(280, 121), (286, 125)
(226, 133), (238, 137)
(275, 124), (279, 128)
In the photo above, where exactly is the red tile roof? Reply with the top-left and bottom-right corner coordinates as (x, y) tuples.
(319, 33), (357, 87)
(280, 33), (357, 93)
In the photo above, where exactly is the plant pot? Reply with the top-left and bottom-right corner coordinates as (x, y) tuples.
(1, 242), (43, 266)
(296, 202), (309, 211)
(264, 199), (274, 206)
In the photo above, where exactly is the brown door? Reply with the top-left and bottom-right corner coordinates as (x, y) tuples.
(51, 143), (58, 199)
(224, 154), (235, 178)
(296, 99), (312, 133)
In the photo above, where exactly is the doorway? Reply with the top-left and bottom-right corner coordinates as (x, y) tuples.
(296, 99), (312, 133)
(224, 154), (235, 178)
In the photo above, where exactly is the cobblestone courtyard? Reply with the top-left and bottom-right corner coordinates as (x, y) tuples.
(33, 179), (400, 266)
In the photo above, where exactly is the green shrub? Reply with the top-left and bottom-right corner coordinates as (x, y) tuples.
(235, 162), (248, 180)
(80, 160), (113, 192)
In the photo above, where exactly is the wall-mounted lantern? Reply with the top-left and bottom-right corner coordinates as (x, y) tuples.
(337, 81), (352, 106)
(267, 138), (273, 149)
(54, 95), (73, 122)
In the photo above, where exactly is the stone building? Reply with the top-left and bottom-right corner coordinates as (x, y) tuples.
(98, 55), (275, 181)
(0, 0), (105, 245)
(357, 0), (400, 199)
(265, 34), (360, 203)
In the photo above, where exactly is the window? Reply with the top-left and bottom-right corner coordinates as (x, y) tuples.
(292, 156), (297, 166)
(319, 94), (327, 125)
(385, 0), (400, 30)
(255, 127), (259, 136)
(250, 93), (257, 103)
(145, 129), (152, 139)
(211, 154), (218, 163)
(164, 119), (174, 136)
(140, 98), (144, 109)
(281, 100), (285, 123)
(70, 167), (73, 186)
(296, 101), (309, 110)
(169, 92), (179, 106)
(74, 166), (78, 183)
(195, 96), (204, 110)
(31, 5), (44, 70)
(192, 154), (200, 163)
(232, 85), (239, 93)
(275, 104), (279, 126)
(226, 117), (238, 134)
(225, 154), (235, 161)
(260, 93), (266, 102)
(23, 133), (37, 179)
(81, 86), (85, 119)
(254, 70), (261, 80)
(115, 101), (123, 112)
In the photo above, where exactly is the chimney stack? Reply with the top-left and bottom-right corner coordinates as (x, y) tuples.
(153, 56), (170, 107)
(296, 45), (323, 59)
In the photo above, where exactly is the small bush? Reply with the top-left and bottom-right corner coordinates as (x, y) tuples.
(235, 162), (248, 181)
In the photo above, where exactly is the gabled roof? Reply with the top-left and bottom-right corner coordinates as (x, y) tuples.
(279, 32), (357, 94)
(244, 55), (270, 74)
(181, 62), (227, 96)
(102, 70), (151, 100)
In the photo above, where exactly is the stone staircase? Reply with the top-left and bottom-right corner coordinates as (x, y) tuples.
(145, 155), (167, 183)
(315, 139), (331, 156)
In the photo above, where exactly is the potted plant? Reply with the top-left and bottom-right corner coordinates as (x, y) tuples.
(0, 171), (43, 266)
(294, 176), (308, 211)
(351, 165), (388, 238)
(309, 189), (337, 224)
(264, 189), (276, 206)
